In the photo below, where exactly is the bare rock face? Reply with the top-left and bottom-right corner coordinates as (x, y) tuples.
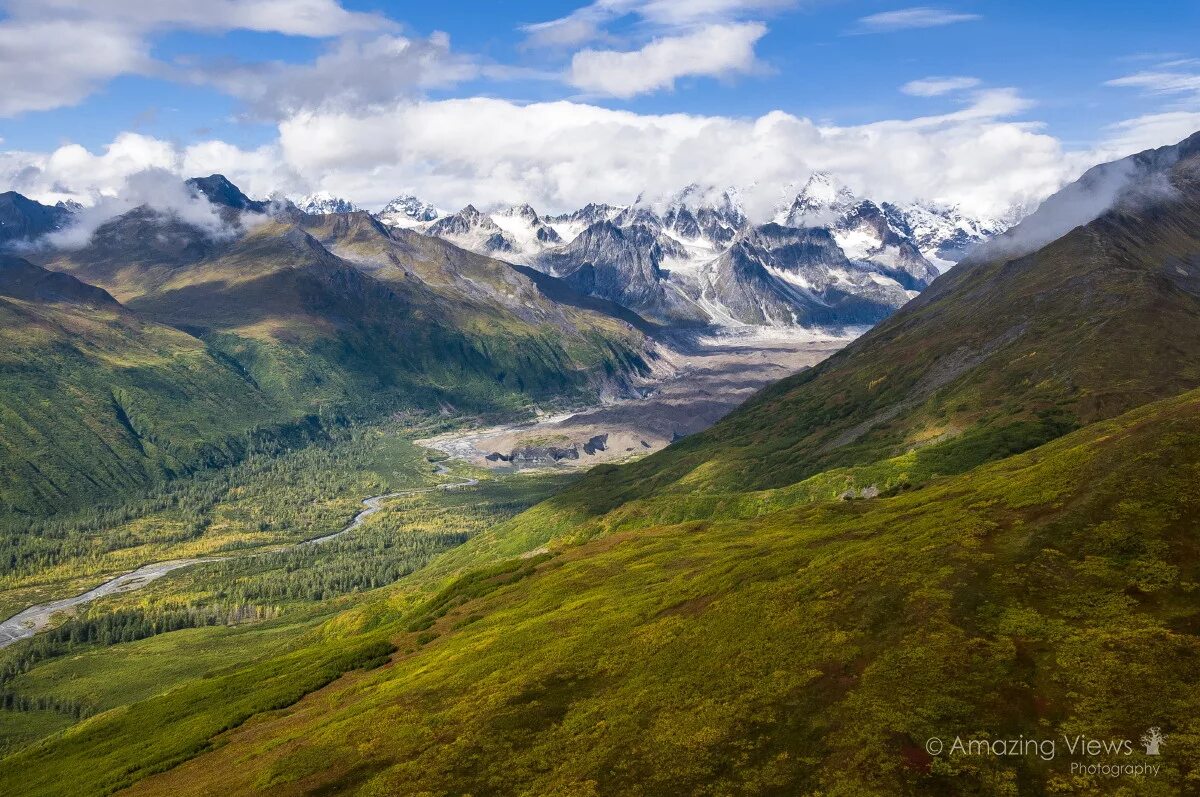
(538, 221), (703, 324)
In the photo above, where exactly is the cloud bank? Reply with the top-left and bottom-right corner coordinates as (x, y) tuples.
(1, 92), (1082, 221)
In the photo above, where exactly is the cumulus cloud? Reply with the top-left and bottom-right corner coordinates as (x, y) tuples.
(0, 20), (149, 115)
(568, 23), (768, 97)
(901, 76), (981, 97)
(0, 0), (386, 116)
(258, 91), (1071, 218)
(852, 7), (981, 34)
(188, 32), (477, 120)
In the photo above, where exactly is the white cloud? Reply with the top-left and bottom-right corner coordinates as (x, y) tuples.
(568, 22), (767, 97)
(12, 59), (1200, 230)
(0, 91), (1079, 220)
(901, 76), (981, 97)
(1101, 62), (1200, 157)
(189, 32), (477, 120)
(0, 21), (149, 115)
(0, 0), (387, 116)
(2, 0), (384, 37)
(1096, 111), (1200, 158)
(521, 0), (792, 48)
(852, 7), (981, 34)
(1105, 69), (1200, 99)
(263, 91), (1066, 218)
(628, 0), (796, 26)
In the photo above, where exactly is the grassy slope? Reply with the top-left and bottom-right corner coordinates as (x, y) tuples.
(4, 383), (1195, 796)
(0, 468), (578, 794)
(0, 293), (283, 514)
(0, 616), (327, 753)
(8, 143), (1200, 795)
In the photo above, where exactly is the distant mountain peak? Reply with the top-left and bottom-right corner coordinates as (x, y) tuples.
(378, 194), (440, 227)
(0, 191), (75, 246)
(297, 192), (360, 215)
(186, 174), (268, 213)
(785, 172), (858, 226)
(500, 203), (541, 223)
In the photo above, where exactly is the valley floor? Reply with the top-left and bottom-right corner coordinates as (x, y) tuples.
(419, 327), (855, 469)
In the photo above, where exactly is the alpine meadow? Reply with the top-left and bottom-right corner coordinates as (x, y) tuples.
(2, 2), (1200, 795)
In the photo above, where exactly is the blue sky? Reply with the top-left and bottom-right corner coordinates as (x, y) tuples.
(2, 1), (1198, 215)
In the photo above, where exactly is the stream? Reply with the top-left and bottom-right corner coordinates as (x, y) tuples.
(0, 468), (478, 649)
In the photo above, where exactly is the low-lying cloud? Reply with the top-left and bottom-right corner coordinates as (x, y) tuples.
(970, 138), (1187, 261)
(44, 168), (238, 249)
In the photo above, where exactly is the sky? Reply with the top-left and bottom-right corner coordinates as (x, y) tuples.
(1, 0), (1199, 219)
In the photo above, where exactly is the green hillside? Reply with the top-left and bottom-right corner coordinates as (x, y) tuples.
(5, 139), (1200, 797)
(0, 259), (288, 514)
(3, 195), (649, 514)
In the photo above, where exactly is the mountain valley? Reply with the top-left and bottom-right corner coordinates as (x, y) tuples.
(2, 129), (1200, 797)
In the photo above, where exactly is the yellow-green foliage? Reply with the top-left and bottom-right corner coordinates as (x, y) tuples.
(7, 388), (1200, 795)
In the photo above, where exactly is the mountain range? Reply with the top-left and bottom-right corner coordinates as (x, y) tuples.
(381, 174), (1012, 326)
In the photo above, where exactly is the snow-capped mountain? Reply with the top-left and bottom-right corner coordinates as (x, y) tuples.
(297, 192), (360, 215)
(423, 203), (568, 259)
(661, 185), (746, 252)
(538, 220), (700, 324)
(886, 202), (1013, 268)
(365, 174), (1019, 330)
(425, 204), (518, 254)
(780, 172), (858, 227)
(377, 195), (440, 228)
(544, 203), (623, 241)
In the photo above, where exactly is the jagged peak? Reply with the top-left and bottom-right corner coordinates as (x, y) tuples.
(186, 174), (267, 213)
(297, 191), (359, 215)
(499, 203), (541, 223)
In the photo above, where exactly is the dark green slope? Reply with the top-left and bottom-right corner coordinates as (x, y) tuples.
(121, 218), (642, 412)
(544, 131), (1200, 517)
(43, 202), (649, 414)
(0, 257), (288, 515)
